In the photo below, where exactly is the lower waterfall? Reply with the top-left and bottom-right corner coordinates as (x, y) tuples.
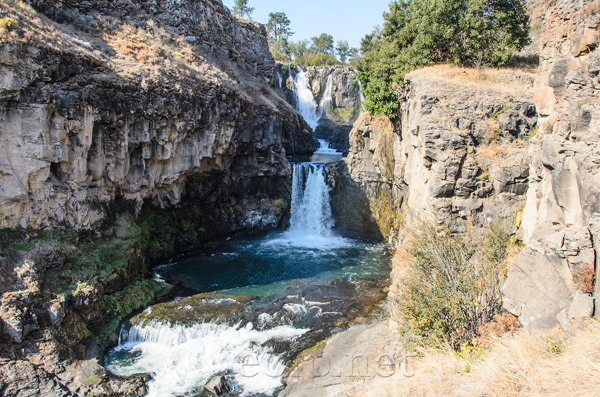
(106, 322), (307, 397)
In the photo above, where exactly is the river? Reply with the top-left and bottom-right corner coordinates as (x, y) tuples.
(103, 68), (390, 397)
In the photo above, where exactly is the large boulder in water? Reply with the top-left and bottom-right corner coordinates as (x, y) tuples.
(130, 294), (257, 327)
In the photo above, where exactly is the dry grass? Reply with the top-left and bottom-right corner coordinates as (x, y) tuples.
(477, 143), (509, 160)
(575, 264), (596, 294)
(0, 0), (237, 91)
(346, 318), (600, 397)
(407, 64), (536, 98)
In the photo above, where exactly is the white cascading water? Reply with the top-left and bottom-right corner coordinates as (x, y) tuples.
(318, 74), (333, 115)
(358, 80), (366, 111)
(315, 139), (341, 155)
(107, 322), (307, 397)
(266, 163), (349, 249)
(289, 163), (333, 237)
(276, 71), (282, 89)
(293, 69), (321, 129)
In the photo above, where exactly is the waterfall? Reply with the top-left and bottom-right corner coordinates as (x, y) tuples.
(293, 69), (321, 129)
(314, 139), (341, 155)
(358, 80), (366, 111)
(293, 68), (334, 130)
(264, 163), (349, 249)
(289, 163), (333, 237)
(106, 321), (307, 397)
(318, 74), (333, 115)
(276, 71), (282, 89)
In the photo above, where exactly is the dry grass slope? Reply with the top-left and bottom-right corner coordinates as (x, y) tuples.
(346, 318), (600, 396)
(406, 64), (536, 98)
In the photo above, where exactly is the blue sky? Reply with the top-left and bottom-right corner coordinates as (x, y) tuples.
(221, 0), (392, 49)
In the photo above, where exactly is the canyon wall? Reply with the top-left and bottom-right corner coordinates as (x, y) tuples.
(0, 0), (312, 232)
(502, 0), (600, 328)
(341, 0), (599, 330)
(338, 68), (537, 242)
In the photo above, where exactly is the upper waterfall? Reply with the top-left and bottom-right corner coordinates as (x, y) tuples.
(292, 71), (333, 130)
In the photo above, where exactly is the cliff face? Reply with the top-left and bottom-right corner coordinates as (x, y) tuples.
(503, 0), (600, 328)
(0, 0), (312, 232)
(339, 67), (537, 242)
(342, 0), (599, 330)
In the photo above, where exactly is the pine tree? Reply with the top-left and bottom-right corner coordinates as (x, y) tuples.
(232, 0), (254, 19)
(267, 12), (294, 61)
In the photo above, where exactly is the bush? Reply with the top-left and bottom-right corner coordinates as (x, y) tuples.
(397, 220), (512, 350)
(357, 0), (530, 118)
(0, 17), (18, 32)
(295, 52), (340, 66)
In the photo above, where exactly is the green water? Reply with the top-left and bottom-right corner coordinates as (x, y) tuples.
(155, 231), (390, 300)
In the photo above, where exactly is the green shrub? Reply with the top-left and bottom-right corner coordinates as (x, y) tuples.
(295, 52), (340, 66)
(0, 17), (18, 32)
(333, 106), (356, 120)
(398, 220), (511, 350)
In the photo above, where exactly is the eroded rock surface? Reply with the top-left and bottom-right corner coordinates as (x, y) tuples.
(503, 0), (600, 328)
(338, 68), (537, 241)
(0, 0), (312, 231)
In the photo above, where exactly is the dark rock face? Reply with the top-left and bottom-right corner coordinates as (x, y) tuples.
(0, 0), (313, 231)
(503, 0), (600, 329)
(0, 0), (313, 394)
(325, 161), (385, 241)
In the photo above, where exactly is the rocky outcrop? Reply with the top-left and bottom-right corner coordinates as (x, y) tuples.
(502, 0), (600, 328)
(338, 67), (537, 242)
(0, 0), (312, 231)
(276, 64), (362, 151)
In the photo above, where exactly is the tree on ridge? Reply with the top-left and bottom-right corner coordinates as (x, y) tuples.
(232, 0), (254, 19)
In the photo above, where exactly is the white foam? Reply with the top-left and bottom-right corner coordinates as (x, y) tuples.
(314, 139), (341, 155)
(106, 321), (308, 397)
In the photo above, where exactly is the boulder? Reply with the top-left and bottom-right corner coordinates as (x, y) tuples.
(204, 375), (231, 397)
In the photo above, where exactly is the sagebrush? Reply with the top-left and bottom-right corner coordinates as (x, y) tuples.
(398, 220), (512, 350)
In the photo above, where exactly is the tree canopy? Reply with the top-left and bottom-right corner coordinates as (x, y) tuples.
(267, 12), (294, 61)
(357, 0), (530, 118)
(232, 0), (254, 19)
(310, 33), (335, 55)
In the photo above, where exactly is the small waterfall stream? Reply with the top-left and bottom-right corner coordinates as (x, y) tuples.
(289, 163), (333, 237)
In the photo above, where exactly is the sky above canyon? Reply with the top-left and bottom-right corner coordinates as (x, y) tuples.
(222, 0), (391, 49)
